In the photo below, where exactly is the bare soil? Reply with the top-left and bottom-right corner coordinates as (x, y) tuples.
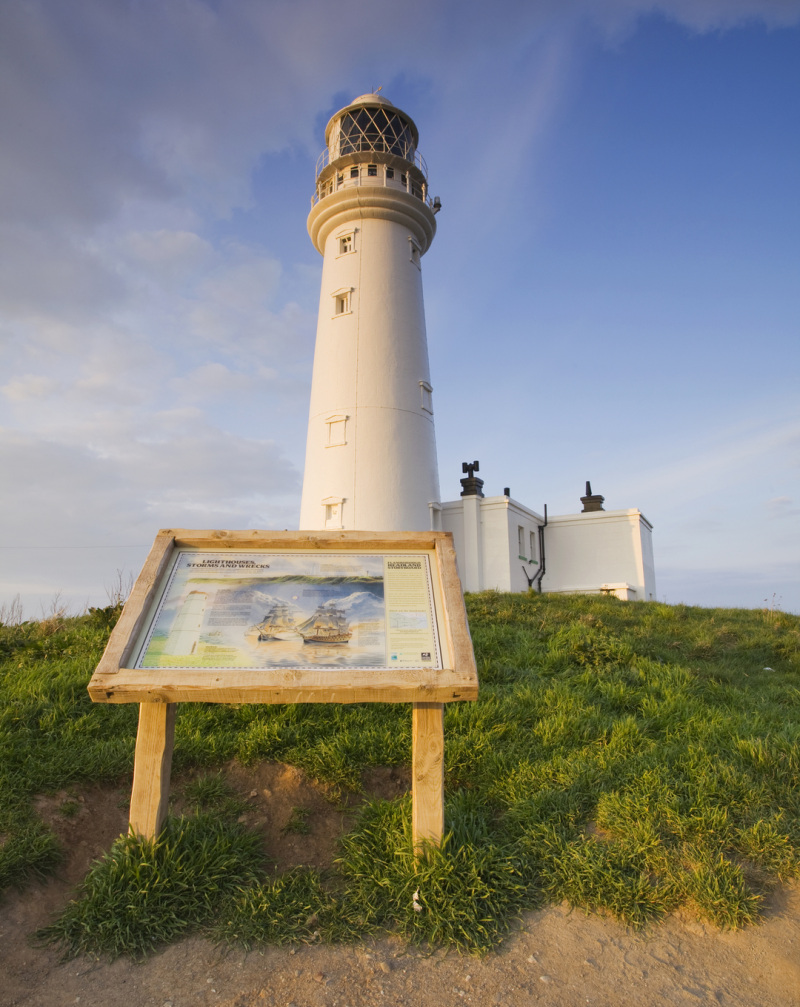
(2, 765), (798, 1007)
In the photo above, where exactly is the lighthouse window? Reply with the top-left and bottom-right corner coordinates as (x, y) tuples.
(322, 497), (344, 529)
(325, 414), (348, 447)
(350, 166), (359, 179)
(400, 172), (407, 187)
(332, 288), (352, 315)
(386, 167), (394, 179)
(420, 380), (433, 414)
(409, 239), (421, 268)
(338, 234), (353, 255)
(367, 164), (377, 177)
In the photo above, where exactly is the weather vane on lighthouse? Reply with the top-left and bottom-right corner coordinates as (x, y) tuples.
(299, 93), (442, 533)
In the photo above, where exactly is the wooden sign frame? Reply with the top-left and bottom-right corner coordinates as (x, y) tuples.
(89, 529), (478, 853)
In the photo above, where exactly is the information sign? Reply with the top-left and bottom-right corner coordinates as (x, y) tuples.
(88, 530), (478, 851)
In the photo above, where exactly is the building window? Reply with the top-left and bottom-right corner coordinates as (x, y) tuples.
(409, 238), (421, 268)
(338, 233), (353, 255)
(350, 166), (359, 179)
(419, 380), (433, 414)
(530, 531), (537, 562)
(336, 172), (343, 187)
(325, 414), (348, 447)
(367, 163), (377, 177)
(400, 172), (407, 188)
(386, 167), (394, 179)
(322, 497), (344, 529)
(518, 525), (526, 560)
(332, 287), (352, 316)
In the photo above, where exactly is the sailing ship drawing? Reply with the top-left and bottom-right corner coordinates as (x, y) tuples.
(296, 603), (353, 644)
(252, 601), (298, 642)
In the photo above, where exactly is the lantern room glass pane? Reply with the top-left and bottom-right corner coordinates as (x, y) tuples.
(337, 108), (414, 161)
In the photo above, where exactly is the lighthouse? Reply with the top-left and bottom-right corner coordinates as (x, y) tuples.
(299, 93), (441, 532)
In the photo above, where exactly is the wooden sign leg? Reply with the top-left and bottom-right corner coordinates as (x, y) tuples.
(129, 702), (177, 838)
(412, 702), (444, 857)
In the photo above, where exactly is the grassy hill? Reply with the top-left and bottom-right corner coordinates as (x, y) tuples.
(1, 592), (798, 956)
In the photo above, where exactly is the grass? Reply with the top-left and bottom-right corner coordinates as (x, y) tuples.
(1, 593), (798, 956)
(282, 806), (312, 835)
(38, 814), (265, 958)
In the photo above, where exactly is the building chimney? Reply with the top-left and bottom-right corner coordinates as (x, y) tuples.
(580, 480), (605, 512)
(460, 460), (484, 498)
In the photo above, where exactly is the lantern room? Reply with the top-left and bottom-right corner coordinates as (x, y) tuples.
(313, 93), (431, 206)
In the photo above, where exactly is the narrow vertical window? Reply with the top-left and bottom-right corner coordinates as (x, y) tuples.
(350, 166), (359, 179)
(338, 233), (353, 255)
(332, 288), (352, 316)
(530, 531), (537, 562)
(409, 238), (421, 268)
(518, 526), (526, 559)
(419, 381), (433, 413)
(322, 497), (344, 529)
(325, 414), (348, 447)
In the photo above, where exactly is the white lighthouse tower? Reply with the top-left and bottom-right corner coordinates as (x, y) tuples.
(299, 93), (441, 532)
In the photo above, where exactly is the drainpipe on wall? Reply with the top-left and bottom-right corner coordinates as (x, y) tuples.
(534, 504), (547, 593)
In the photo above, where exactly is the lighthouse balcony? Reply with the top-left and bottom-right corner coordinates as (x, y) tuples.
(316, 142), (427, 179)
(311, 158), (430, 208)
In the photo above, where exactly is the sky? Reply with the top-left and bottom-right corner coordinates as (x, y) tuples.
(0, 0), (798, 618)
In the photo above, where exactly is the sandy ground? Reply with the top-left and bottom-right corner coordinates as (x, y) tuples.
(2, 764), (798, 1007)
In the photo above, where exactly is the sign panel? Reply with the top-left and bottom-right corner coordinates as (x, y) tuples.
(88, 529), (478, 706)
(134, 550), (442, 672)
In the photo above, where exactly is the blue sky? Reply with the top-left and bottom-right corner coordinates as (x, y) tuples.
(0, 0), (798, 617)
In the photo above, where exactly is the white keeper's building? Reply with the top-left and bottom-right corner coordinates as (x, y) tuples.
(299, 91), (656, 602)
(440, 470), (656, 601)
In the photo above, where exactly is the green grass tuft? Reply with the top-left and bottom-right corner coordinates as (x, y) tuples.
(336, 793), (539, 954)
(282, 806), (312, 835)
(38, 814), (265, 959)
(213, 868), (353, 947)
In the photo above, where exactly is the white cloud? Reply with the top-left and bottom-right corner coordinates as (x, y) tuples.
(766, 496), (800, 519)
(612, 412), (800, 508)
(1, 374), (59, 401)
(121, 229), (214, 283)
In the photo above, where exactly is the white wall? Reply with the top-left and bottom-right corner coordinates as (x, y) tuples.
(541, 509), (656, 601)
(441, 494), (544, 593)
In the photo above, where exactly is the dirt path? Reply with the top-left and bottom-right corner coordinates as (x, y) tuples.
(2, 768), (798, 1007)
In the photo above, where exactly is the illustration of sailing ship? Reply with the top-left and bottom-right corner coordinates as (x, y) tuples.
(252, 601), (298, 642)
(297, 603), (352, 644)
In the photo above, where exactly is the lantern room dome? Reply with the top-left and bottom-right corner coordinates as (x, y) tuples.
(349, 92), (395, 108)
